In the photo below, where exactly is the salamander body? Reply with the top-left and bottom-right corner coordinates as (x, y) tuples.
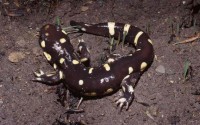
(34, 21), (154, 109)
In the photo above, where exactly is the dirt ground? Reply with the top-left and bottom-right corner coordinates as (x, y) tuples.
(0, 0), (200, 125)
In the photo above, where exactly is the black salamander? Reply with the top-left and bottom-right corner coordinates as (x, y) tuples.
(34, 21), (154, 110)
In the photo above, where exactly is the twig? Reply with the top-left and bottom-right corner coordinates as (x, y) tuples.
(173, 32), (200, 45)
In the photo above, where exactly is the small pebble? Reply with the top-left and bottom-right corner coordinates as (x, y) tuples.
(155, 65), (165, 74)
(8, 52), (25, 63)
(81, 6), (89, 12)
(148, 106), (158, 117)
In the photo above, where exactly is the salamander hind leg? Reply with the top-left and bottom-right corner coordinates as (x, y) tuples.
(116, 72), (141, 110)
(33, 70), (64, 85)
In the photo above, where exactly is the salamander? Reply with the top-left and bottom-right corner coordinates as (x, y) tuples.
(33, 21), (154, 110)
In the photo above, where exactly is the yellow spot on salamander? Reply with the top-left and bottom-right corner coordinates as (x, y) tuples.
(105, 88), (113, 94)
(45, 25), (49, 30)
(62, 30), (68, 35)
(59, 71), (63, 79)
(148, 39), (153, 44)
(72, 60), (79, 65)
(123, 75), (130, 80)
(80, 58), (88, 62)
(128, 53), (133, 56)
(103, 64), (110, 71)
(53, 63), (57, 69)
(85, 92), (96, 96)
(107, 58), (115, 63)
(60, 38), (66, 43)
(134, 31), (143, 46)
(128, 67), (133, 74)
(41, 40), (45, 48)
(43, 52), (51, 61)
(45, 32), (49, 36)
(46, 73), (54, 77)
(108, 22), (115, 36)
(59, 58), (65, 64)
(140, 62), (147, 71)
(123, 24), (131, 34)
(79, 80), (84, 85)
(88, 68), (94, 74)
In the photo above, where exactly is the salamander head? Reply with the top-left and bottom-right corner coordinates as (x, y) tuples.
(39, 24), (74, 65)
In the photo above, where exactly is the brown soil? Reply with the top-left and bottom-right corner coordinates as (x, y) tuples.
(0, 0), (200, 125)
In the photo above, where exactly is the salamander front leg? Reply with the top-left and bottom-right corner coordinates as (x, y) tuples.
(77, 39), (90, 66)
(116, 73), (141, 110)
(33, 70), (63, 85)
(106, 53), (121, 63)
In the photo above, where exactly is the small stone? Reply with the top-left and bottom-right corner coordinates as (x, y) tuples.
(8, 52), (25, 63)
(148, 106), (158, 117)
(81, 6), (89, 12)
(155, 65), (165, 74)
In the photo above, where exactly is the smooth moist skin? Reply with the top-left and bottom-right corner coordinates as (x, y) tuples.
(34, 21), (154, 110)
